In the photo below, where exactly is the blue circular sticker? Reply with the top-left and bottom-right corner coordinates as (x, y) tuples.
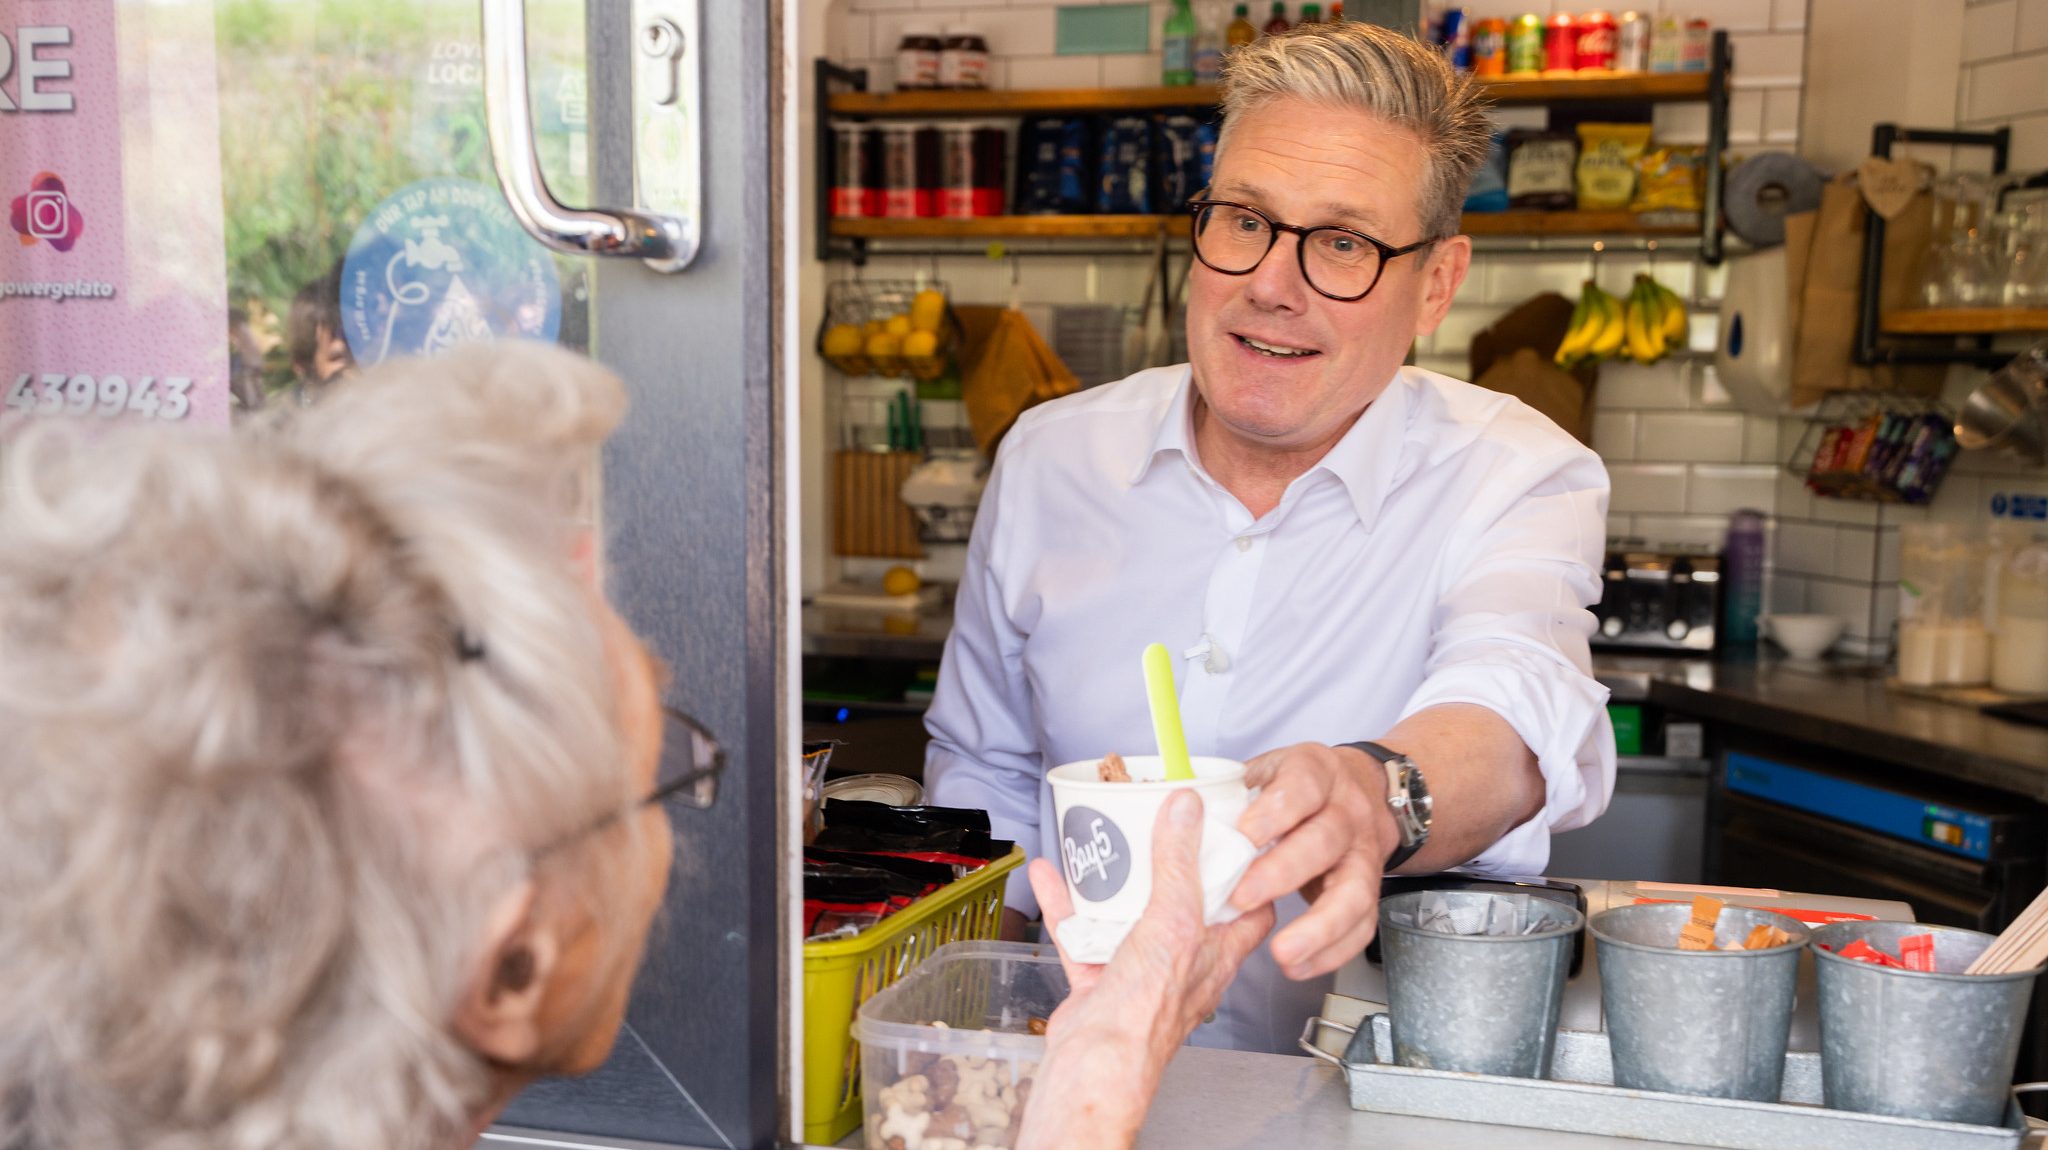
(339, 178), (561, 366)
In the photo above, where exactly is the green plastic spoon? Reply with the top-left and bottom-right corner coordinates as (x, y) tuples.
(1143, 642), (1196, 782)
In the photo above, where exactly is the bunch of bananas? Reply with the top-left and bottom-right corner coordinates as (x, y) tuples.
(1554, 276), (1690, 369)
(1623, 274), (1690, 366)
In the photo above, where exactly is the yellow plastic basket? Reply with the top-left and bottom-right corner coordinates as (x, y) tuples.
(801, 846), (1024, 1145)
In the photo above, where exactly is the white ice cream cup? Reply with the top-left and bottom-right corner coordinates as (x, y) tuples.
(1045, 755), (1249, 925)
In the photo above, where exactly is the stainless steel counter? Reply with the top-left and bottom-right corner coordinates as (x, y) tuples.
(1128, 1045), (1715, 1149)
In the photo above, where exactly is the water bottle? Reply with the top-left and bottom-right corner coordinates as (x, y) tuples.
(1721, 508), (1766, 659)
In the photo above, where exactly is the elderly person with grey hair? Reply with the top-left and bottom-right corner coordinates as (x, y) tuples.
(928, 19), (1617, 1054)
(0, 342), (1268, 1150)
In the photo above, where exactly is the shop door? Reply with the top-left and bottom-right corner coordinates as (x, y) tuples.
(0, 2), (787, 1148)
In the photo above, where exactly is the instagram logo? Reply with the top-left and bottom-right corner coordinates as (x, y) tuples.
(10, 173), (84, 252)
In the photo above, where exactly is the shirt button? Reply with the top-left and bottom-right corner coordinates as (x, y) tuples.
(1236, 536), (1254, 552)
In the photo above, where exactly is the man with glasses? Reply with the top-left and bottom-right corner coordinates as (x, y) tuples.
(925, 21), (1614, 1055)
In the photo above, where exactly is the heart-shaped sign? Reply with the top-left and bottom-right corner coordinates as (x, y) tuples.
(1858, 157), (1929, 219)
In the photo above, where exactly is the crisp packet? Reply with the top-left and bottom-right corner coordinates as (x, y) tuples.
(1630, 146), (1707, 213)
(1576, 123), (1654, 211)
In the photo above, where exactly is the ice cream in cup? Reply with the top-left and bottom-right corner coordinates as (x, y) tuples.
(1043, 754), (1259, 963)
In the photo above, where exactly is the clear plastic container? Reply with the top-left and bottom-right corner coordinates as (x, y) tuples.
(1991, 526), (2048, 695)
(1897, 523), (1991, 686)
(852, 941), (1069, 1150)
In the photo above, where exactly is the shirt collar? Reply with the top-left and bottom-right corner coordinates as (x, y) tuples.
(1127, 365), (1418, 532)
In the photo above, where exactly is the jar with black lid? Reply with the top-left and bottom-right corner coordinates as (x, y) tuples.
(938, 25), (988, 89)
(894, 24), (941, 90)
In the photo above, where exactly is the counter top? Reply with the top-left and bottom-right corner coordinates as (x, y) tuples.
(1131, 1045), (1716, 1149)
(1607, 657), (2048, 804)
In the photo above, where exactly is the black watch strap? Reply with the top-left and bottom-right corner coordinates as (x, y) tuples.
(1341, 741), (1423, 872)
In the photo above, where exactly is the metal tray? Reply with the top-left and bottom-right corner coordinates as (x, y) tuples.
(1300, 1013), (2032, 1150)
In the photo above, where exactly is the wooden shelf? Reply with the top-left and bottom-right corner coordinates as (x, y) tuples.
(1880, 308), (2048, 335)
(830, 210), (1694, 242)
(825, 71), (1710, 118)
(831, 215), (1190, 240)
(830, 86), (1219, 118)
(1477, 70), (1711, 104)
(1460, 210), (1700, 236)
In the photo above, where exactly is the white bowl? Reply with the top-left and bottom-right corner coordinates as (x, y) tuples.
(1763, 613), (1845, 660)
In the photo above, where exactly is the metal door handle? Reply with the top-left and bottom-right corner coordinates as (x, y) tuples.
(481, 0), (701, 272)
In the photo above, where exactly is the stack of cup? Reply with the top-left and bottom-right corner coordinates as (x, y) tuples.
(1588, 903), (1809, 1101)
(1813, 921), (2041, 1127)
(1376, 890), (1584, 1079)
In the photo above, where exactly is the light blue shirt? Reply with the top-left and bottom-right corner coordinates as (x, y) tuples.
(925, 363), (1616, 1053)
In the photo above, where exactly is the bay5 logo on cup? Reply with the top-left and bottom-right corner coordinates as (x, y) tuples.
(11, 173), (84, 252)
(1061, 806), (1131, 901)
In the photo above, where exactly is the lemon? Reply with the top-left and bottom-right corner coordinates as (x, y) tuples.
(910, 289), (947, 333)
(884, 314), (913, 338)
(882, 565), (921, 596)
(822, 323), (862, 359)
(864, 331), (901, 358)
(863, 319), (885, 336)
(902, 330), (940, 359)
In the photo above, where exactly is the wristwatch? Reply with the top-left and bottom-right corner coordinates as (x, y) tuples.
(1341, 741), (1432, 871)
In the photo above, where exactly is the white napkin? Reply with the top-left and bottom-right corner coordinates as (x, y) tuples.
(1052, 819), (1261, 965)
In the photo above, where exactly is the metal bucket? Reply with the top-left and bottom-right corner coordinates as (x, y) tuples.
(1378, 890), (1583, 1078)
(1590, 903), (1808, 1101)
(1813, 920), (2043, 1127)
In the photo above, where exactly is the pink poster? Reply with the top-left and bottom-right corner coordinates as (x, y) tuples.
(1, 0), (229, 434)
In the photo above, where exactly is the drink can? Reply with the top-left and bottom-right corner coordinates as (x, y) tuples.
(1473, 17), (1509, 75)
(1574, 9), (1616, 71)
(1616, 11), (1649, 71)
(1648, 13), (1683, 71)
(1507, 13), (1545, 74)
(1680, 17), (1713, 71)
(881, 123), (939, 218)
(1545, 12), (1578, 74)
(939, 123), (977, 218)
(829, 120), (875, 218)
(1438, 8), (1471, 71)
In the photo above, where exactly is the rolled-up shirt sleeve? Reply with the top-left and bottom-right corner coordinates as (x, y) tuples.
(1397, 443), (1616, 877)
(923, 453), (1049, 917)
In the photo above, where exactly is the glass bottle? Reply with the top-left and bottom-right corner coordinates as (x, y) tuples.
(1264, 2), (1291, 36)
(1228, 3), (1258, 47)
(1164, 0), (1198, 85)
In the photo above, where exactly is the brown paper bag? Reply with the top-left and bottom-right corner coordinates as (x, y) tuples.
(1787, 173), (1944, 409)
(1473, 348), (1596, 444)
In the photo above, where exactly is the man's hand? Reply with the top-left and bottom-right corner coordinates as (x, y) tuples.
(1228, 742), (1401, 981)
(1018, 790), (1275, 1150)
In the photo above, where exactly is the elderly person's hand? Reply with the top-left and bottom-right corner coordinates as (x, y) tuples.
(1016, 789), (1275, 1150)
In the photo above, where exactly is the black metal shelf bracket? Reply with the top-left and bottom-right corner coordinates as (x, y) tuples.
(1701, 30), (1732, 267)
(1854, 122), (2014, 369)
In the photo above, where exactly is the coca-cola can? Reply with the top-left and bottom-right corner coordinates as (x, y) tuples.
(1616, 10), (1649, 71)
(1574, 9), (1617, 72)
(1544, 12), (1577, 74)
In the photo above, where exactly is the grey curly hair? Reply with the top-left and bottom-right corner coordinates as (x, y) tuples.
(1219, 20), (1491, 243)
(0, 344), (649, 1150)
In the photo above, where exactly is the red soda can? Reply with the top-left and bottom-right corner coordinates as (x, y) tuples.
(1544, 12), (1577, 74)
(1574, 9), (1617, 71)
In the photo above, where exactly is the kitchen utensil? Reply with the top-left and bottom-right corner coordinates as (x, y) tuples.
(1590, 903), (1808, 1102)
(1142, 641), (1194, 781)
(1955, 339), (2048, 463)
(1376, 890), (1581, 1078)
(1814, 920), (2041, 1127)
(1760, 613), (1844, 659)
(821, 773), (924, 807)
(1967, 885), (2048, 975)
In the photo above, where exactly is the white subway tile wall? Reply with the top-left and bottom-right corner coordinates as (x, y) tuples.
(1959, 0), (2048, 169)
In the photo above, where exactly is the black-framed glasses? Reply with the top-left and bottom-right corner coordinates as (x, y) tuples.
(536, 705), (725, 857)
(1187, 199), (1437, 302)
